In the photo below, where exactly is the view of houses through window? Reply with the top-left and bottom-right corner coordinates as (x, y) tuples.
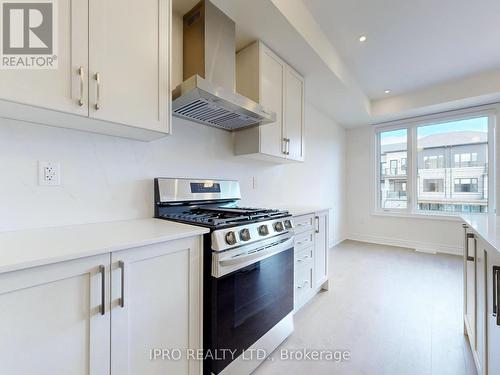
(379, 116), (489, 214)
(380, 129), (408, 209)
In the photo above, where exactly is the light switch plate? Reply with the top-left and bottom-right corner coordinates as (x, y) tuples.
(38, 161), (61, 186)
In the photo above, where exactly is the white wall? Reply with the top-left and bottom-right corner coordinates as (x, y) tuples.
(0, 103), (346, 247)
(345, 126), (463, 255)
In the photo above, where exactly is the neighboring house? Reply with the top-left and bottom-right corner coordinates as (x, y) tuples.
(380, 131), (488, 212)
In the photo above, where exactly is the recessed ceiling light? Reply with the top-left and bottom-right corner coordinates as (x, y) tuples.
(359, 35), (367, 42)
(384, 89), (391, 94)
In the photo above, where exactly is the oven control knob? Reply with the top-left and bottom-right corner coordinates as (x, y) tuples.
(258, 225), (269, 236)
(284, 219), (293, 230)
(239, 228), (251, 241)
(225, 231), (237, 245)
(273, 221), (284, 232)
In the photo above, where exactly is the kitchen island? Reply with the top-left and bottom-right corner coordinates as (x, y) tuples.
(460, 214), (500, 375)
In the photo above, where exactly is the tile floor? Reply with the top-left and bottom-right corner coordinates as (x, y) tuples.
(255, 240), (477, 375)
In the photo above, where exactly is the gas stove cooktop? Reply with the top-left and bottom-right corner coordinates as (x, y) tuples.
(154, 178), (294, 251)
(158, 206), (289, 228)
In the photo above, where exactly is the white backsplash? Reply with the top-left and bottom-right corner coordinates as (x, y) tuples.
(0, 103), (346, 245)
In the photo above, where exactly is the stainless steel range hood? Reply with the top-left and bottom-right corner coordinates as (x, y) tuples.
(172, 0), (276, 131)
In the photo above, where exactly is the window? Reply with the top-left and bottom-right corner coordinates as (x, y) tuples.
(389, 160), (398, 175)
(423, 179), (444, 192)
(454, 152), (478, 167)
(379, 129), (407, 209)
(454, 178), (478, 193)
(376, 111), (492, 215)
(423, 155), (444, 169)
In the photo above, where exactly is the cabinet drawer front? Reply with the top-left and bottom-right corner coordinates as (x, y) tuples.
(294, 214), (315, 234)
(295, 231), (314, 251)
(295, 263), (313, 306)
(295, 246), (314, 266)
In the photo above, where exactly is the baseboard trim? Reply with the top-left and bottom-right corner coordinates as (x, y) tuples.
(329, 237), (346, 249)
(346, 233), (462, 256)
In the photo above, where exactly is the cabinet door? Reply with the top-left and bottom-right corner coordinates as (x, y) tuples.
(259, 45), (284, 157)
(89, 0), (170, 132)
(0, 0), (88, 115)
(110, 237), (202, 375)
(284, 67), (304, 161)
(487, 247), (500, 374)
(465, 230), (476, 345)
(314, 211), (328, 287)
(475, 242), (486, 373)
(0, 254), (110, 375)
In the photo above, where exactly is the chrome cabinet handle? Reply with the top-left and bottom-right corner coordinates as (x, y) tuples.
(119, 261), (125, 308)
(286, 138), (290, 155)
(99, 265), (105, 315)
(282, 138), (287, 155)
(315, 216), (320, 234)
(297, 255), (310, 262)
(494, 266), (500, 326)
(466, 233), (475, 261)
(77, 66), (85, 107)
(497, 268), (500, 326)
(297, 280), (309, 289)
(94, 72), (101, 110)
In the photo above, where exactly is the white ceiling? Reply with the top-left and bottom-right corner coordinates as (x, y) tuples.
(172, 0), (500, 127)
(303, 0), (500, 99)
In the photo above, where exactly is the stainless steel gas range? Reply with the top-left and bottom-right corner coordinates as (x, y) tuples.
(154, 178), (294, 375)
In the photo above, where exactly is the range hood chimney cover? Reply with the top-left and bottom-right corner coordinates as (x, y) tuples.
(172, 0), (276, 131)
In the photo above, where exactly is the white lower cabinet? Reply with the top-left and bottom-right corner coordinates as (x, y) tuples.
(314, 211), (329, 287)
(110, 237), (201, 375)
(487, 247), (500, 374)
(0, 254), (111, 375)
(463, 223), (500, 375)
(0, 236), (202, 375)
(294, 246), (314, 309)
(293, 210), (329, 311)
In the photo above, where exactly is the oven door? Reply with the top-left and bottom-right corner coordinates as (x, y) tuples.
(207, 234), (294, 374)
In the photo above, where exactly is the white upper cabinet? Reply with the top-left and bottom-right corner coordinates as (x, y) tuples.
(235, 41), (305, 163)
(259, 47), (284, 158)
(89, 0), (170, 132)
(0, 0), (89, 115)
(284, 67), (305, 161)
(0, 0), (170, 141)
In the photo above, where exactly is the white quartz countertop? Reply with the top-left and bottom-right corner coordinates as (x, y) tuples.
(280, 206), (330, 217)
(0, 219), (209, 275)
(461, 214), (500, 253)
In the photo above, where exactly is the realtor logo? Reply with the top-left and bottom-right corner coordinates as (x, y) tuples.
(1, 0), (58, 69)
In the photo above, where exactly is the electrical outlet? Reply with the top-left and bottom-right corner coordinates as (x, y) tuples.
(38, 161), (61, 186)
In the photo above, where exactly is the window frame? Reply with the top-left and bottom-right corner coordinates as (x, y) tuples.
(373, 106), (496, 219)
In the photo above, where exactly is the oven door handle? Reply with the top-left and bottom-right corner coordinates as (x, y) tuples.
(219, 237), (294, 267)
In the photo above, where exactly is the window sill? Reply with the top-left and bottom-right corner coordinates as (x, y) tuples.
(371, 210), (467, 222)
